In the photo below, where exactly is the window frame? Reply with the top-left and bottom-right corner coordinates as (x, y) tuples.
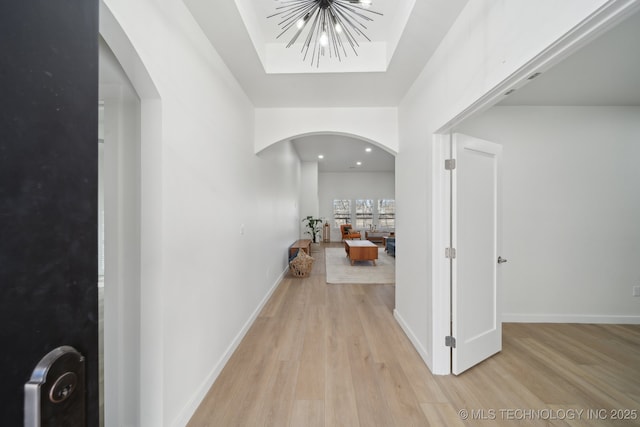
(332, 199), (352, 228)
(355, 199), (374, 229)
(377, 199), (395, 230)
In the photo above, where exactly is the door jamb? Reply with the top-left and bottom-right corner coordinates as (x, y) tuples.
(431, 134), (452, 375)
(99, 2), (163, 426)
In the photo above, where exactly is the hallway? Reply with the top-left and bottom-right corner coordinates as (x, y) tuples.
(187, 243), (435, 425)
(187, 243), (640, 426)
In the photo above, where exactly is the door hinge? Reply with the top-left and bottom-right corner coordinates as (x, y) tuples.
(445, 159), (456, 170)
(445, 336), (457, 348)
(445, 247), (456, 259)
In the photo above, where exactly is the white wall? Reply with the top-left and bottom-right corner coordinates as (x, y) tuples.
(255, 107), (399, 154)
(101, 0), (302, 425)
(300, 162), (320, 239)
(396, 0), (612, 374)
(319, 172), (395, 241)
(457, 106), (640, 323)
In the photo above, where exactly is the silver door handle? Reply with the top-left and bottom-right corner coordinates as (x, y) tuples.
(25, 346), (85, 427)
(497, 256), (507, 264)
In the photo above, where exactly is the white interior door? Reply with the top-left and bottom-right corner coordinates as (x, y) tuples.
(451, 133), (503, 375)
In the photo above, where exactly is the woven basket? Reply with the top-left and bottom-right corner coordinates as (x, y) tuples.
(289, 250), (314, 278)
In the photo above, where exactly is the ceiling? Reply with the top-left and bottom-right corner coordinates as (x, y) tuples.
(184, 0), (469, 107)
(182, 2), (639, 173)
(499, 9), (640, 107)
(182, 0), (469, 173)
(292, 134), (394, 172)
(182, 0), (468, 173)
(292, 9), (640, 172)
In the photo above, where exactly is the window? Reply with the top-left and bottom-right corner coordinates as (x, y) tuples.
(333, 199), (351, 228)
(378, 199), (395, 229)
(355, 199), (374, 229)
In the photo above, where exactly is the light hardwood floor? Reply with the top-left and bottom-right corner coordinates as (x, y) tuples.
(188, 243), (640, 426)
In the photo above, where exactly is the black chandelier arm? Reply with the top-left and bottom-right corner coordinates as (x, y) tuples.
(326, 7), (359, 54)
(323, 9), (342, 61)
(301, 7), (322, 56)
(332, 2), (377, 34)
(273, 2), (317, 32)
(327, 9), (348, 58)
(275, 2), (316, 27)
(266, 0), (312, 19)
(308, 9), (330, 67)
(334, 5), (371, 47)
(320, 0), (381, 37)
(332, 6), (367, 44)
(277, 3), (319, 41)
(333, 5), (372, 43)
(332, 1), (382, 21)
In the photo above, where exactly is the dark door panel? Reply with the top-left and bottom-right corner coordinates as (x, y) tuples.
(0, 0), (99, 425)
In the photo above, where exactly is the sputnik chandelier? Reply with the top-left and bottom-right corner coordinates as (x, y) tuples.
(268, 0), (382, 67)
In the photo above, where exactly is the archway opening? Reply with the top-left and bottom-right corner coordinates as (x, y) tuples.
(259, 132), (397, 301)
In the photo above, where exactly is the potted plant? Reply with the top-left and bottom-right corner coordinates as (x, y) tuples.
(302, 216), (322, 243)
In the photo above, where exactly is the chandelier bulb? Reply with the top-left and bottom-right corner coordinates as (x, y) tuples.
(335, 22), (342, 33)
(319, 31), (329, 46)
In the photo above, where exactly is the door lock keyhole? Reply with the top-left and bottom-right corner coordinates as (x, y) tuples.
(49, 372), (78, 404)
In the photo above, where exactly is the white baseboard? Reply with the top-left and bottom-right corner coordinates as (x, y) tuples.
(502, 313), (640, 324)
(172, 266), (289, 427)
(393, 309), (436, 373)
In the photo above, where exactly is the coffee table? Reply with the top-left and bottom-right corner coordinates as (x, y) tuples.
(344, 240), (378, 266)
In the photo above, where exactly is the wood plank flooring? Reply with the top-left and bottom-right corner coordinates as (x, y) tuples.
(188, 243), (640, 426)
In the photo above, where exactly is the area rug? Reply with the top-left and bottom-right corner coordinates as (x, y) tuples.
(325, 247), (395, 285)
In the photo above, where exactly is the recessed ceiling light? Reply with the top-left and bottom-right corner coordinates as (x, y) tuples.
(318, 154), (324, 159)
(365, 147), (372, 153)
(356, 161), (362, 166)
